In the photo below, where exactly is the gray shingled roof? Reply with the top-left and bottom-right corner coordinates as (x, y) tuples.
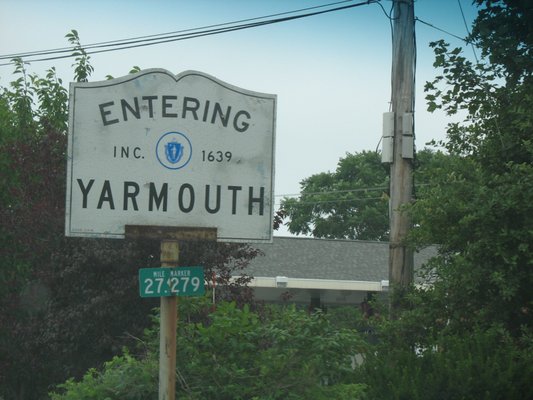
(245, 236), (437, 282)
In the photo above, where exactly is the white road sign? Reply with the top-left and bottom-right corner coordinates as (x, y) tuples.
(65, 69), (276, 242)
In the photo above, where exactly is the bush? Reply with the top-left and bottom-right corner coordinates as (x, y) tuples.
(50, 350), (157, 400)
(360, 326), (533, 400)
(50, 301), (368, 400)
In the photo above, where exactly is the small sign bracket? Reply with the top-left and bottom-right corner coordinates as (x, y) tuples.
(125, 225), (217, 241)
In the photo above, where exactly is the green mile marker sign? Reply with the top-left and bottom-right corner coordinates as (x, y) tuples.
(139, 266), (205, 298)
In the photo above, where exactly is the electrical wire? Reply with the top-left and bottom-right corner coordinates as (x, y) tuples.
(414, 17), (467, 43)
(0, 0), (360, 61)
(275, 186), (389, 198)
(457, 0), (479, 63)
(0, 0), (378, 67)
(273, 182), (432, 213)
(278, 196), (385, 206)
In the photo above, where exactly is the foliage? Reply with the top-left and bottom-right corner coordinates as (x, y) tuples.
(0, 30), (259, 400)
(354, 2), (533, 398)
(356, 2), (533, 397)
(360, 324), (533, 400)
(410, 156), (533, 334)
(471, 0), (533, 85)
(281, 151), (390, 240)
(411, 0), (533, 336)
(65, 30), (94, 83)
(48, 298), (533, 400)
(5, 1), (533, 398)
(50, 302), (368, 400)
(281, 149), (450, 241)
(0, 60), (68, 144)
(50, 350), (158, 400)
(177, 303), (365, 399)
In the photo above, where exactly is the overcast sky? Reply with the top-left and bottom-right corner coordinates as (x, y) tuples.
(0, 0), (479, 235)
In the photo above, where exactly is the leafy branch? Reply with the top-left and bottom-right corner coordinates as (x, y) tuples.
(65, 29), (94, 82)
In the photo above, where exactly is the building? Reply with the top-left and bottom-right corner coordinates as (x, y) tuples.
(241, 236), (437, 309)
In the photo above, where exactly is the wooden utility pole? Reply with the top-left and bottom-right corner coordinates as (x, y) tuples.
(159, 240), (179, 400)
(126, 226), (217, 400)
(389, 0), (416, 316)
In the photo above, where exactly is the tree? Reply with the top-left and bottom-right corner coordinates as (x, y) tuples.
(351, 1), (533, 395)
(410, 0), (533, 335)
(281, 151), (389, 240)
(280, 149), (449, 241)
(471, 0), (532, 86)
(283, 2), (533, 398)
(0, 32), (259, 400)
(359, 320), (533, 399)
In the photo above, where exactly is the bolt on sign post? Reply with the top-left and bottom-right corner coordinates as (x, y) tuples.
(65, 70), (277, 400)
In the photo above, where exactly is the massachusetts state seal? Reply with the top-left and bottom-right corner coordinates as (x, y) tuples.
(156, 132), (192, 170)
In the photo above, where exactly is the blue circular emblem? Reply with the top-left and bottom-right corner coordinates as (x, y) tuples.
(156, 132), (192, 170)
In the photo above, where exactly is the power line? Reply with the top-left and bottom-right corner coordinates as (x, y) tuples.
(275, 182), (432, 199)
(415, 17), (467, 43)
(0, 0), (357, 60)
(0, 0), (378, 67)
(278, 196), (385, 206)
(275, 186), (389, 198)
(457, 0), (479, 63)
